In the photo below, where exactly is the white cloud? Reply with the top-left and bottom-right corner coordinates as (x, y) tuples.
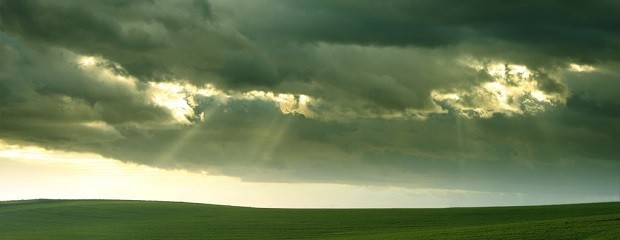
(568, 63), (596, 73)
(432, 59), (565, 118)
(147, 82), (199, 124)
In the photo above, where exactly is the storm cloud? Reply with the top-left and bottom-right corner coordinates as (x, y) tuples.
(1, 0), (619, 196)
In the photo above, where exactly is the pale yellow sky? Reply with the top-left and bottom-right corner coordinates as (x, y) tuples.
(1, 141), (615, 208)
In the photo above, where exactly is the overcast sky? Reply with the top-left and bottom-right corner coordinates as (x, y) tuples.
(1, 0), (619, 207)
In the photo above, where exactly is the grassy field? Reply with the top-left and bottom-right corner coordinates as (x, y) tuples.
(1, 200), (618, 239)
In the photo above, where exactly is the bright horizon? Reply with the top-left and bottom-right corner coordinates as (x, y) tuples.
(1, 0), (619, 208)
(2, 141), (617, 208)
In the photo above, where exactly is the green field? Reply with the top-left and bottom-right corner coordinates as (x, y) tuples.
(1, 200), (618, 239)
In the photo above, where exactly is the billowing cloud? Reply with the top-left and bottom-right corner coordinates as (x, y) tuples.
(0, 0), (618, 197)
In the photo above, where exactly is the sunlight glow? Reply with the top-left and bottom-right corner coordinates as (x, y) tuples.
(531, 91), (550, 102)
(431, 59), (564, 118)
(148, 82), (198, 124)
(77, 55), (137, 87)
(244, 91), (316, 117)
(147, 82), (319, 124)
(78, 56), (97, 67)
(484, 81), (508, 103)
(568, 63), (596, 72)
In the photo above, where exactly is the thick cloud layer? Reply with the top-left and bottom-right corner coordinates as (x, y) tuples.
(1, 0), (619, 196)
(234, 0), (620, 62)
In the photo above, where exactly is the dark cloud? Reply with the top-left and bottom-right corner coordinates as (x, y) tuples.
(0, 31), (171, 150)
(217, 52), (280, 88)
(237, 0), (620, 63)
(0, 0), (619, 198)
(4, 0), (607, 112)
(0, 0), (256, 85)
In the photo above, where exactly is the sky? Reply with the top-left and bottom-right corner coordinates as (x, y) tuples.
(0, 0), (619, 208)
